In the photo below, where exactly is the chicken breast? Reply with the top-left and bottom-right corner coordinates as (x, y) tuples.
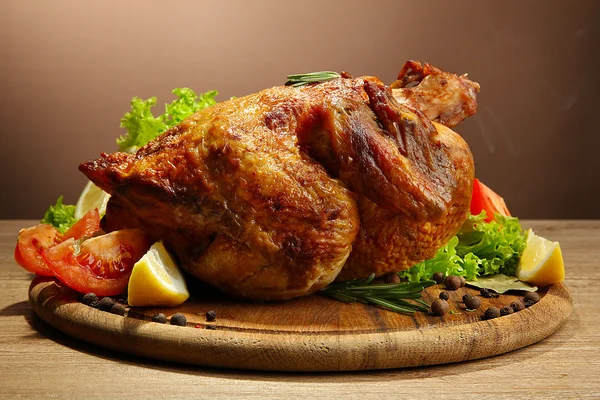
(80, 64), (477, 300)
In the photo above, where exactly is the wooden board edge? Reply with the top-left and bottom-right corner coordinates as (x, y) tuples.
(28, 277), (573, 372)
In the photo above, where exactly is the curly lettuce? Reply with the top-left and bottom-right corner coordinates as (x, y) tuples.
(116, 88), (218, 152)
(41, 196), (76, 233)
(398, 212), (526, 282)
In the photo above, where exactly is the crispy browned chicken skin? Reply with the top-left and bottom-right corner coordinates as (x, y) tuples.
(81, 62), (477, 300)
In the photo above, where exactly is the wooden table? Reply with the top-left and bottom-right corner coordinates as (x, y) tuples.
(1, 220), (599, 398)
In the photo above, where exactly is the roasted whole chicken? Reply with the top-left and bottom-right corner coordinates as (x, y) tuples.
(81, 61), (478, 301)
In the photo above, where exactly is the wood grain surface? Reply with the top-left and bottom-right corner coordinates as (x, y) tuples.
(1, 220), (599, 398)
(27, 276), (572, 372)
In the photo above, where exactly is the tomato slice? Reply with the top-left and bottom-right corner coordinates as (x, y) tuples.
(42, 229), (150, 296)
(14, 224), (62, 276)
(14, 209), (102, 276)
(63, 208), (101, 240)
(470, 178), (511, 222)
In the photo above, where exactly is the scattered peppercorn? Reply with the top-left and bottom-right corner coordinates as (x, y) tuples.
(524, 292), (541, 304)
(170, 313), (187, 326)
(462, 294), (471, 302)
(206, 310), (217, 322)
(464, 295), (481, 310)
(510, 299), (525, 312)
(98, 297), (115, 312)
(205, 325), (217, 330)
(90, 299), (101, 309)
(81, 293), (98, 306)
(432, 272), (445, 284)
(480, 288), (500, 298)
(484, 307), (500, 320)
(458, 276), (467, 287)
(431, 299), (450, 316)
(152, 313), (167, 323)
(439, 291), (450, 300)
(524, 299), (535, 308)
(444, 275), (462, 290)
(500, 306), (514, 316)
(384, 273), (401, 284)
(110, 303), (126, 316)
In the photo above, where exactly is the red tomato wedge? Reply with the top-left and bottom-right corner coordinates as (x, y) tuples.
(42, 229), (150, 296)
(14, 209), (102, 276)
(63, 208), (101, 240)
(470, 178), (511, 222)
(14, 224), (62, 276)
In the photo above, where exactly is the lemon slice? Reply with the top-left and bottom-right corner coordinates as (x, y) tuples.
(74, 181), (111, 219)
(127, 241), (190, 307)
(516, 229), (565, 287)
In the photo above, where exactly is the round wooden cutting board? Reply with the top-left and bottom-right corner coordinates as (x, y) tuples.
(28, 276), (572, 372)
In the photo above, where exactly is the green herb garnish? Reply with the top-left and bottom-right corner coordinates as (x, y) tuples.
(285, 71), (341, 87)
(322, 274), (435, 314)
(399, 212), (526, 283)
(466, 274), (537, 294)
(117, 88), (218, 153)
(41, 196), (76, 233)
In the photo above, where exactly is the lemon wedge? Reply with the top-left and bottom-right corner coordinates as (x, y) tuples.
(127, 241), (190, 307)
(516, 229), (565, 287)
(74, 180), (111, 219)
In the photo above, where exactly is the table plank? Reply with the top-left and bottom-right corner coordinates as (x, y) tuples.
(1, 220), (599, 398)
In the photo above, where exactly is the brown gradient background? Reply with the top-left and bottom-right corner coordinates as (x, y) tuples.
(1, 0), (599, 219)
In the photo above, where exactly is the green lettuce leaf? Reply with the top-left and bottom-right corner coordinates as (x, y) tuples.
(116, 96), (164, 153)
(41, 196), (76, 233)
(163, 88), (218, 129)
(116, 88), (218, 152)
(398, 212), (526, 283)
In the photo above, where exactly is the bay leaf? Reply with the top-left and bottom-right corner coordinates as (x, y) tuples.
(466, 274), (537, 294)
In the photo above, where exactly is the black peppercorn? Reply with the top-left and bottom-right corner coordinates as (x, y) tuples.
(484, 307), (500, 320)
(462, 294), (471, 302)
(510, 299), (525, 312)
(206, 310), (217, 322)
(439, 291), (450, 300)
(480, 288), (500, 298)
(500, 306), (514, 316)
(384, 273), (401, 284)
(98, 297), (115, 312)
(524, 292), (541, 304)
(444, 275), (462, 290)
(464, 295), (481, 310)
(110, 303), (126, 316)
(431, 299), (450, 316)
(432, 272), (445, 284)
(152, 313), (167, 323)
(458, 276), (467, 287)
(524, 299), (535, 308)
(90, 299), (101, 309)
(81, 293), (98, 306)
(170, 313), (187, 326)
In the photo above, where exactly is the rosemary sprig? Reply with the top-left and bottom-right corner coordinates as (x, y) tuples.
(285, 71), (341, 87)
(321, 273), (435, 315)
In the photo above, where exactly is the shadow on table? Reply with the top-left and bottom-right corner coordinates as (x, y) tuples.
(0, 299), (581, 384)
